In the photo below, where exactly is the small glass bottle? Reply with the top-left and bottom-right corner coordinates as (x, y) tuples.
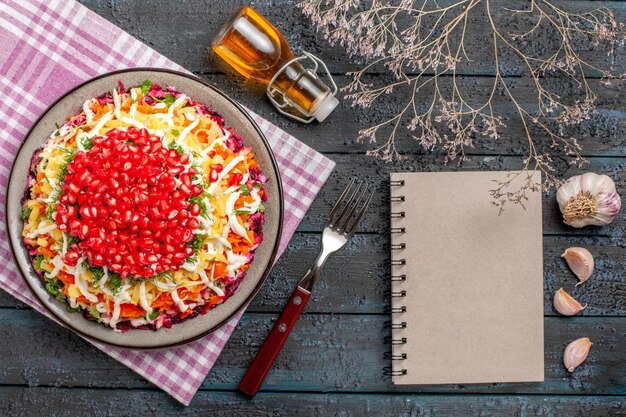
(212, 6), (339, 123)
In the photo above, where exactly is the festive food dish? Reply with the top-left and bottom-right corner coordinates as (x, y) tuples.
(21, 81), (267, 331)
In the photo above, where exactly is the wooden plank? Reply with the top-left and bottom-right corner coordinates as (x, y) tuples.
(1, 234), (623, 315)
(0, 309), (623, 395)
(290, 154), (625, 235)
(190, 74), (626, 157)
(79, 0), (626, 76)
(0, 387), (624, 416)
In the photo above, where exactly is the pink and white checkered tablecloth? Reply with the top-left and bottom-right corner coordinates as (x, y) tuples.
(0, 0), (335, 405)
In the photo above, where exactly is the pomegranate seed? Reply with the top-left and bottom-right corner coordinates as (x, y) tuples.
(79, 224), (89, 239)
(55, 127), (212, 278)
(189, 203), (201, 216)
(209, 169), (218, 183)
(64, 250), (79, 266)
(229, 173), (243, 187)
(180, 173), (192, 187)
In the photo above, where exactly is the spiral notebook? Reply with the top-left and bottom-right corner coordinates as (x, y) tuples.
(389, 171), (544, 384)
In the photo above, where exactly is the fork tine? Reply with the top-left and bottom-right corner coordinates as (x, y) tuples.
(338, 183), (367, 233)
(326, 179), (355, 227)
(332, 182), (362, 228)
(346, 187), (374, 236)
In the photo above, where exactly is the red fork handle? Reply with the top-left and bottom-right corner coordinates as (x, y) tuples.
(238, 285), (311, 397)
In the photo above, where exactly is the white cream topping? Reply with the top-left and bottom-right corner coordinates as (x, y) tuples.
(199, 269), (225, 296)
(170, 288), (188, 312)
(167, 94), (188, 119)
(112, 88), (121, 120)
(89, 111), (113, 135)
(73, 257), (99, 303)
(82, 100), (94, 123)
(178, 118), (199, 142)
(139, 281), (153, 315)
(26, 220), (56, 239)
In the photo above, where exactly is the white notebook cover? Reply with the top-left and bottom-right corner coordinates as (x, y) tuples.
(390, 171), (544, 384)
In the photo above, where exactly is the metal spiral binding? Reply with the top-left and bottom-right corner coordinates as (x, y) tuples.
(383, 367), (408, 376)
(384, 305), (406, 314)
(388, 178), (407, 378)
(383, 320), (407, 329)
(383, 336), (407, 345)
(384, 352), (408, 360)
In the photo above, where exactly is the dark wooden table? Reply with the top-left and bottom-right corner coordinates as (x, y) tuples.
(1, 1), (624, 415)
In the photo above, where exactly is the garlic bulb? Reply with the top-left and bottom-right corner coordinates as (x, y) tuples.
(556, 173), (621, 228)
(563, 337), (593, 372)
(553, 288), (586, 316)
(562, 247), (594, 286)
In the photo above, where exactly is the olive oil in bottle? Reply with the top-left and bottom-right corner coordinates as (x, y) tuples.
(213, 6), (339, 123)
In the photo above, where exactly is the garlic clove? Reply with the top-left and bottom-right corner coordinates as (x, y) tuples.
(556, 172), (621, 228)
(553, 288), (586, 316)
(561, 247), (594, 286)
(563, 337), (593, 372)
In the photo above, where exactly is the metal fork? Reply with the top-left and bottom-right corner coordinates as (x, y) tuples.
(238, 180), (374, 397)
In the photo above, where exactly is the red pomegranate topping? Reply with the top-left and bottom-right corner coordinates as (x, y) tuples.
(55, 127), (202, 278)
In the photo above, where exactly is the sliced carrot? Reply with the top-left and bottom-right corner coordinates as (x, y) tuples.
(197, 130), (209, 143)
(119, 303), (145, 318)
(210, 295), (224, 306)
(39, 246), (56, 257)
(210, 262), (229, 279)
(57, 270), (75, 285)
(179, 285), (202, 299)
(150, 292), (174, 309)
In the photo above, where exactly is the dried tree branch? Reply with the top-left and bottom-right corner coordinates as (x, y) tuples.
(299, 0), (624, 209)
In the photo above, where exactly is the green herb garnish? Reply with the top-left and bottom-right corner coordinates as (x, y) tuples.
(21, 206), (32, 221)
(82, 261), (104, 284)
(234, 209), (251, 214)
(56, 149), (77, 184)
(34, 255), (44, 271)
(171, 129), (180, 137)
(163, 94), (176, 107)
(258, 203), (265, 213)
(148, 310), (161, 321)
(140, 80), (152, 95)
(88, 306), (102, 320)
(239, 184), (251, 196)
(44, 276), (66, 303)
(80, 136), (94, 151)
(167, 140), (184, 154)
(106, 273), (122, 294)
(189, 234), (205, 254)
